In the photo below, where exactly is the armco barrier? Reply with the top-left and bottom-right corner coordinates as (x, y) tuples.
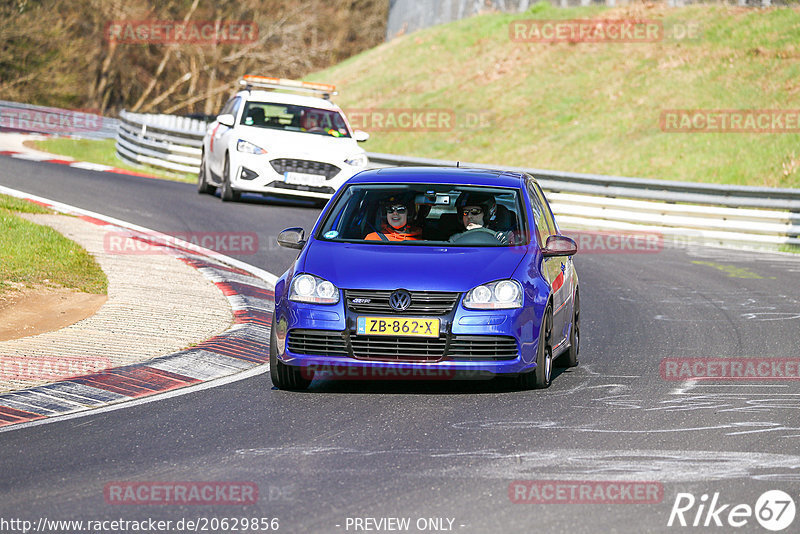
(116, 110), (207, 174)
(366, 152), (800, 249)
(0, 99), (118, 140)
(6, 104), (792, 250)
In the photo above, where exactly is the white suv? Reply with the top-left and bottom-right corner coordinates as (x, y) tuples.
(198, 75), (369, 203)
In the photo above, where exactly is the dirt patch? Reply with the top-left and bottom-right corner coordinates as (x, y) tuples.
(0, 286), (106, 341)
(21, 139), (65, 157)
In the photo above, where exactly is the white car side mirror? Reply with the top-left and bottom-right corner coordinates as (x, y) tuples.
(353, 130), (370, 142)
(217, 114), (235, 128)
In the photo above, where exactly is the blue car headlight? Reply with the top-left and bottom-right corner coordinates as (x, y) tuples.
(289, 274), (339, 304)
(237, 139), (267, 155)
(463, 280), (522, 310)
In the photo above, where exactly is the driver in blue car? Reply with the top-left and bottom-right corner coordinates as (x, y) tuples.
(449, 191), (512, 244)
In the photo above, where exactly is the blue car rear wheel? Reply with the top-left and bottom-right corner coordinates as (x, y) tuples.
(559, 290), (579, 368)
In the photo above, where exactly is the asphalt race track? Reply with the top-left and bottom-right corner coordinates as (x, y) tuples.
(2, 156), (800, 533)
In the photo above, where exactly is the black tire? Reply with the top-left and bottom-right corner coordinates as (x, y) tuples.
(559, 290), (580, 368)
(519, 305), (553, 390)
(270, 316), (312, 390)
(197, 154), (214, 194)
(220, 154), (241, 202)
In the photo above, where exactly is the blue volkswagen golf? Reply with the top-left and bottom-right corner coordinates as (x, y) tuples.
(271, 167), (579, 390)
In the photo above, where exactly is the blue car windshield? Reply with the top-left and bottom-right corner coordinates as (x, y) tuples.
(317, 184), (528, 247)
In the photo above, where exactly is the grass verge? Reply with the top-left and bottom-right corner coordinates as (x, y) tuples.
(308, 2), (800, 188)
(0, 194), (108, 295)
(30, 137), (196, 183)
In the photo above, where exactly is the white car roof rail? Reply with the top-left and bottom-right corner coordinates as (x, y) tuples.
(239, 75), (337, 100)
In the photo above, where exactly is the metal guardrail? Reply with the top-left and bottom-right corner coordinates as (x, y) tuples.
(116, 110), (207, 174)
(367, 153), (800, 211)
(113, 112), (799, 249)
(367, 153), (800, 248)
(0, 100), (118, 140)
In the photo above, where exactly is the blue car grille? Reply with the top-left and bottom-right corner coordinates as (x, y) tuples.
(287, 330), (518, 362)
(270, 158), (340, 179)
(350, 335), (446, 362)
(345, 290), (459, 315)
(447, 336), (518, 360)
(287, 329), (348, 357)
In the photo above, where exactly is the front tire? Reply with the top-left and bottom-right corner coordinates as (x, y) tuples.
(270, 315), (312, 390)
(519, 305), (553, 389)
(197, 154), (214, 194)
(220, 154), (241, 202)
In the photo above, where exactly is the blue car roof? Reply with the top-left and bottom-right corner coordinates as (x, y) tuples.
(347, 167), (528, 188)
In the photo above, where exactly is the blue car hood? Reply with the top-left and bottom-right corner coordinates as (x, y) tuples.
(301, 240), (527, 291)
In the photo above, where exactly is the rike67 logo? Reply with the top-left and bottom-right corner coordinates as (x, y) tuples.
(668, 490), (796, 531)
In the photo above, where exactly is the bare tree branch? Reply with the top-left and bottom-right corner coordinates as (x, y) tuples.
(163, 80), (236, 115)
(131, 0), (199, 111)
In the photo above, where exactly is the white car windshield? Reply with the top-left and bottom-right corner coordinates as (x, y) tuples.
(240, 101), (351, 138)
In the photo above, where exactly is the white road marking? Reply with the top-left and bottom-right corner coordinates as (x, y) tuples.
(0, 364), (269, 434)
(0, 185), (281, 433)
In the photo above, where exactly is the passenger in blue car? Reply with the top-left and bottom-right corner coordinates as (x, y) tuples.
(448, 191), (514, 244)
(364, 193), (423, 242)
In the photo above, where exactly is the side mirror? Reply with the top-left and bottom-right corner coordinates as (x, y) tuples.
(542, 235), (577, 257)
(216, 114), (235, 128)
(353, 130), (370, 142)
(277, 227), (306, 250)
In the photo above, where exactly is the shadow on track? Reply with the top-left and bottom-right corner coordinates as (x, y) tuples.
(270, 367), (575, 395)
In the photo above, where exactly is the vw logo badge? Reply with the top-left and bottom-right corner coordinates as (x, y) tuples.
(389, 290), (411, 311)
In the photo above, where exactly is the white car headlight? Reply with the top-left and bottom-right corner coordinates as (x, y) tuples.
(289, 274), (339, 304)
(463, 280), (523, 309)
(344, 153), (368, 167)
(237, 139), (267, 155)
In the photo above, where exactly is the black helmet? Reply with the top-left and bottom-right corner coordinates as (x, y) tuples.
(456, 191), (495, 214)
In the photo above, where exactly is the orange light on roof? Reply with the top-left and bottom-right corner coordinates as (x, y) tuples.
(241, 75), (336, 94)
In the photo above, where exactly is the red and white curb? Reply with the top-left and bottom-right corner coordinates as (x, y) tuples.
(0, 149), (161, 179)
(0, 184), (279, 432)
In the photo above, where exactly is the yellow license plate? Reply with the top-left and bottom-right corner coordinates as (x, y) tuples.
(356, 317), (440, 337)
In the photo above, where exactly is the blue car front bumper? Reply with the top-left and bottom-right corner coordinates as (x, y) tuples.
(273, 297), (539, 379)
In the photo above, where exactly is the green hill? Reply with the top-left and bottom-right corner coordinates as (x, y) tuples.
(309, 2), (800, 188)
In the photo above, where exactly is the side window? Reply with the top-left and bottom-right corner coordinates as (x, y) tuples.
(530, 181), (557, 240)
(220, 97), (241, 118)
(220, 98), (235, 116)
(229, 97), (242, 120)
(526, 182), (546, 247)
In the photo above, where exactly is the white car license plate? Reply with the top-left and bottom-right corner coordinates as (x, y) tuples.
(284, 172), (325, 187)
